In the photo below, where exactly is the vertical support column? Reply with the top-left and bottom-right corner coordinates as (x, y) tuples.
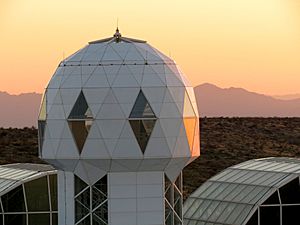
(108, 171), (164, 225)
(58, 171), (75, 225)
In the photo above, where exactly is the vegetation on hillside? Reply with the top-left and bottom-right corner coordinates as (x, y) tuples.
(0, 118), (299, 199)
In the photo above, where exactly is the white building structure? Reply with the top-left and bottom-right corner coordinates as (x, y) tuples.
(38, 29), (200, 225)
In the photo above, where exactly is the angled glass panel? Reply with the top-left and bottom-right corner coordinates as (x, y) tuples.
(183, 92), (196, 117)
(77, 216), (91, 225)
(4, 214), (26, 225)
(92, 187), (106, 209)
(129, 120), (156, 153)
(282, 205), (300, 225)
(52, 213), (58, 225)
(38, 120), (46, 151)
(165, 200), (173, 225)
(76, 188), (90, 209)
(2, 185), (26, 212)
(68, 121), (89, 153)
(38, 93), (47, 121)
(49, 174), (58, 211)
(129, 91), (155, 118)
(25, 177), (50, 211)
(174, 187), (182, 218)
(279, 178), (300, 204)
(174, 213), (182, 225)
(69, 91), (93, 120)
(260, 206), (280, 225)
(68, 91), (93, 153)
(28, 213), (50, 225)
(183, 117), (196, 151)
(94, 201), (108, 224)
(75, 175), (88, 196)
(175, 173), (182, 191)
(93, 175), (107, 198)
(262, 190), (280, 205)
(93, 213), (107, 225)
(246, 210), (258, 225)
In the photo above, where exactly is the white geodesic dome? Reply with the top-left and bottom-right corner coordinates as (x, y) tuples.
(38, 29), (200, 184)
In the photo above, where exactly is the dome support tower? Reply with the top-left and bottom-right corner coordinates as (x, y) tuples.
(38, 30), (200, 225)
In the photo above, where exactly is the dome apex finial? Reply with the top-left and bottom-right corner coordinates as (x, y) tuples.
(113, 27), (121, 42)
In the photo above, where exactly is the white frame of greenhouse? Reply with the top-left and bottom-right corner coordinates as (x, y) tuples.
(183, 157), (300, 225)
(0, 163), (57, 225)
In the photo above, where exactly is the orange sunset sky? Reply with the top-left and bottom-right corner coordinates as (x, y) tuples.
(0, 0), (299, 95)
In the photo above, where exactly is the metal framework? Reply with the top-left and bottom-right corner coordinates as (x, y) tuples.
(183, 157), (300, 225)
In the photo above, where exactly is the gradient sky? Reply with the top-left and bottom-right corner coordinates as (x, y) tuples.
(0, 0), (299, 95)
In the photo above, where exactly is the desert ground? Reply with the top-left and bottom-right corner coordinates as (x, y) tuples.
(0, 118), (299, 199)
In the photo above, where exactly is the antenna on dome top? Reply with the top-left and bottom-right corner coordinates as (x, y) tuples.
(114, 19), (122, 43)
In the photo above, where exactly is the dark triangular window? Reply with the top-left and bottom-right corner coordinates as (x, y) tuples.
(130, 91), (156, 118)
(68, 91), (93, 154)
(129, 91), (157, 153)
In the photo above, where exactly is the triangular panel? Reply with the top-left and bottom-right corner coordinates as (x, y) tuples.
(129, 91), (156, 118)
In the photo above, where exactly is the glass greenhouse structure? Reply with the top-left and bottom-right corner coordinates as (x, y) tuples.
(0, 163), (57, 225)
(183, 157), (300, 225)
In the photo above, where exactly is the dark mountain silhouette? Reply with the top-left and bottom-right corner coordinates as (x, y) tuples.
(0, 84), (300, 127)
(194, 83), (300, 117)
(0, 92), (42, 128)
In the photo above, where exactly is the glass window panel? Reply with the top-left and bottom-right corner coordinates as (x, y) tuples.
(225, 204), (247, 224)
(69, 91), (92, 120)
(246, 210), (258, 225)
(251, 172), (278, 186)
(183, 117), (196, 150)
(28, 213), (50, 225)
(199, 182), (221, 199)
(262, 190), (280, 205)
(93, 176), (107, 197)
(92, 187), (106, 209)
(207, 183), (230, 199)
(175, 174), (182, 191)
(129, 91), (155, 118)
(0, 215), (2, 225)
(77, 216), (91, 225)
(4, 214), (26, 225)
(259, 206), (280, 225)
(231, 171), (261, 184)
(279, 178), (300, 204)
(216, 202), (236, 223)
(232, 185), (256, 203)
(174, 188), (182, 218)
(2, 185), (26, 212)
(25, 177), (50, 211)
(226, 170), (256, 183)
(191, 200), (212, 219)
(215, 183), (239, 200)
(183, 198), (196, 215)
(183, 93), (196, 117)
(184, 199), (203, 218)
(234, 205), (254, 225)
(190, 181), (214, 198)
(52, 213), (58, 225)
(93, 213), (107, 225)
(242, 187), (270, 204)
(200, 201), (220, 221)
(49, 174), (58, 211)
(38, 121), (46, 151)
(68, 121), (89, 153)
(75, 201), (89, 223)
(174, 213), (182, 225)
(129, 119), (156, 153)
(38, 93), (47, 121)
(94, 201), (108, 224)
(75, 176), (88, 196)
(282, 205), (300, 225)
(215, 169), (242, 182)
(210, 169), (233, 181)
(223, 184), (246, 202)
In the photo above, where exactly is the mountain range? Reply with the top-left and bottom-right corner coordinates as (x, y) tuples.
(194, 83), (300, 117)
(0, 84), (299, 127)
